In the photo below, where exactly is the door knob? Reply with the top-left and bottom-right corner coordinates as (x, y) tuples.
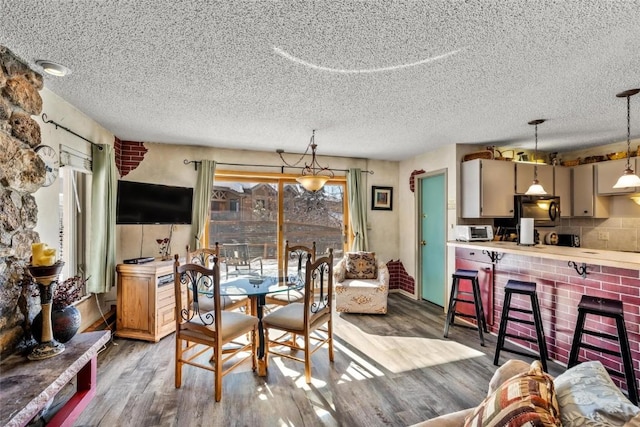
(420, 240), (426, 246)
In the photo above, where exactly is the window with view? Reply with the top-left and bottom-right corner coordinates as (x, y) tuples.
(209, 177), (346, 277)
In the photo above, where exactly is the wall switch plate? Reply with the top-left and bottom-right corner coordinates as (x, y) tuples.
(598, 231), (609, 241)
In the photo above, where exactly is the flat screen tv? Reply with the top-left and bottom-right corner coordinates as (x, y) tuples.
(116, 180), (193, 224)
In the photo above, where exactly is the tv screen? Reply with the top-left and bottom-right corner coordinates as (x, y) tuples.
(116, 181), (193, 224)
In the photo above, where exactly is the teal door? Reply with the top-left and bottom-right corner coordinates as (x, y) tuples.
(420, 172), (446, 306)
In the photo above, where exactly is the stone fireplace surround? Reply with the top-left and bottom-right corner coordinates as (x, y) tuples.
(0, 46), (49, 357)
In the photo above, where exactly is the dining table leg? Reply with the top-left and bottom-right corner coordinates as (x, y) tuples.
(252, 295), (268, 376)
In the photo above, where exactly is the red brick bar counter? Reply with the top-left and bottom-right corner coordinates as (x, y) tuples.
(448, 241), (640, 395)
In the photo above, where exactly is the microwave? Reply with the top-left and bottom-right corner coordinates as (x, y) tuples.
(514, 195), (560, 227)
(455, 225), (494, 241)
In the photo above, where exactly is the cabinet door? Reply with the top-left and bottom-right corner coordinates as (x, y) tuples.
(573, 164), (609, 217)
(117, 274), (153, 335)
(480, 160), (515, 217)
(597, 158), (638, 195)
(554, 166), (572, 217)
(515, 163), (554, 195)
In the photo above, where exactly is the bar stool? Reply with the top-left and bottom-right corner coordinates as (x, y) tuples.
(443, 269), (488, 346)
(493, 279), (548, 372)
(568, 295), (638, 405)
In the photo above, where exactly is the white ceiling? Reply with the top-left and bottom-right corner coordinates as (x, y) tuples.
(2, 1), (640, 161)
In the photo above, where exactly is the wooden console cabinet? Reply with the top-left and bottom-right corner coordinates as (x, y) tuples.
(116, 259), (177, 342)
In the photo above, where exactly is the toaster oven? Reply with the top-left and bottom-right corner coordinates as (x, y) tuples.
(455, 225), (494, 242)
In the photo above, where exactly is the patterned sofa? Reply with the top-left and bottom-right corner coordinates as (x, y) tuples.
(411, 359), (640, 427)
(333, 251), (389, 314)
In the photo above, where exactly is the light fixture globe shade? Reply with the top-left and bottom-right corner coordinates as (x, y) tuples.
(613, 169), (640, 189)
(525, 181), (548, 195)
(296, 175), (329, 192)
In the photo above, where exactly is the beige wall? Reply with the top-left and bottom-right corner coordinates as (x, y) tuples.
(397, 143), (460, 301)
(119, 143), (400, 264)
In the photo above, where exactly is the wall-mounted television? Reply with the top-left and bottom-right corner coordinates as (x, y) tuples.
(116, 180), (193, 224)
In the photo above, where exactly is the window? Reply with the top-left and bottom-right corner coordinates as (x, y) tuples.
(208, 172), (348, 276)
(59, 167), (91, 292)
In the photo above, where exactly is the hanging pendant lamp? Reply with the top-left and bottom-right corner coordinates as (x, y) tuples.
(278, 130), (334, 192)
(525, 119), (548, 195)
(613, 88), (640, 189)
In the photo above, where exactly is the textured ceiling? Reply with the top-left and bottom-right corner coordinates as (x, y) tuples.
(2, 1), (640, 161)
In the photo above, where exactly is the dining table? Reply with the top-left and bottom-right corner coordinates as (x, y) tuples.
(217, 274), (303, 376)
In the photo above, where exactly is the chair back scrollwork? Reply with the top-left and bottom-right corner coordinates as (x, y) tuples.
(305, 248), (333, 316)
(174, 254), (222, 327)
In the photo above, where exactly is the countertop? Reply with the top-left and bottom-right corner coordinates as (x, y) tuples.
(0, 330), (110, 427)
(447, 240), (640, 270)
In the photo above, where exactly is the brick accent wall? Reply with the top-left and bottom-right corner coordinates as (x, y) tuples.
(387, 259), (415, 294)
(491, 252), (640, 393)
(114, 137), (147, 177)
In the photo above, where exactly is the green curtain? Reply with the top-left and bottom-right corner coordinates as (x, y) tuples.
(190, 160), (216, 249)
(347, 168), (368, 251)
(87, 144), (117, 294)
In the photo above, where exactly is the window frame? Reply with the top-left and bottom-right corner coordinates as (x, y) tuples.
(206, 169), (350, 271)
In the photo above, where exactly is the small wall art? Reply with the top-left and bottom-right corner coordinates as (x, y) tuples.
(371, 186), (393, 211)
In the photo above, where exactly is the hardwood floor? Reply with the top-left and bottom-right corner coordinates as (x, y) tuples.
(74, 294), (565, 427)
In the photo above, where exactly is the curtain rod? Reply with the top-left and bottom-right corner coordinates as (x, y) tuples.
(41, 113), (103, 150)
(183, 159), (374, 175)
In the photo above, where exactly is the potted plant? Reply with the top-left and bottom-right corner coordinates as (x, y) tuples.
(32, 275), (86, 343)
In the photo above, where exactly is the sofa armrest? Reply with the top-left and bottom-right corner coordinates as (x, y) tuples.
(376, 261), (389, 289)
(333, 258), (346, 283)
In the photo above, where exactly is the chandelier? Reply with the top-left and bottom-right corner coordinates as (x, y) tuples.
(612, 88), (640, 189)
(278, 130), (334, 192)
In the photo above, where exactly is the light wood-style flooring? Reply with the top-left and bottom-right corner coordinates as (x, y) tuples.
(74, 294), (564, 427)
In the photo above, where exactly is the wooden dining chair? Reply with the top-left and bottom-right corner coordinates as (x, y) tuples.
(186, 244), (250, 312)
(265, 240), (316, 306)
(263, 248), (333, 383)
(173, 254), (257, 402)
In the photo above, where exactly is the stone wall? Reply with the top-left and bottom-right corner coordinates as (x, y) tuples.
(0, 46), (47, 357)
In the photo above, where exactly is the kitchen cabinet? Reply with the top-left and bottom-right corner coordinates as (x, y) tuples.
(572, 164), (610, 218)
(461, 159), (516, 218)
(554, 166), (572, 217)
(515, 163), (554, 195)
(116, 259), (178, 342)
(596, 158), (640, 195)
(453, 247), (494, 326)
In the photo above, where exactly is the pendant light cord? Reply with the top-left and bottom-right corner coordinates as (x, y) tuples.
(533, 123), (539, 181)
(626, 95), (631, 170)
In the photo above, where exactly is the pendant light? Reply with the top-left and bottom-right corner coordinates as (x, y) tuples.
(525, 119), (548, 195)
(613, 88), (640, 189)
(278, 130), (334, 192)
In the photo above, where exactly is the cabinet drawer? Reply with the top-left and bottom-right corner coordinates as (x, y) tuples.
(157, 284), (175, 307)
(455, 247), (491, 263)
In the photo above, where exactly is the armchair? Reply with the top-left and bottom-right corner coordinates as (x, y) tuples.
(334, 251), (389, 314)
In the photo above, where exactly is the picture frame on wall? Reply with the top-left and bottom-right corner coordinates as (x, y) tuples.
(371, 186), (393, 211)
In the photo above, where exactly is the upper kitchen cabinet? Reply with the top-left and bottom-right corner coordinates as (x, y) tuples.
(572, 164), (610, 218)
(461, 159), (515, 218)
(554, 166), (572, 217)
(596, 158), (639, 195)
(515, 163), (554, 195)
